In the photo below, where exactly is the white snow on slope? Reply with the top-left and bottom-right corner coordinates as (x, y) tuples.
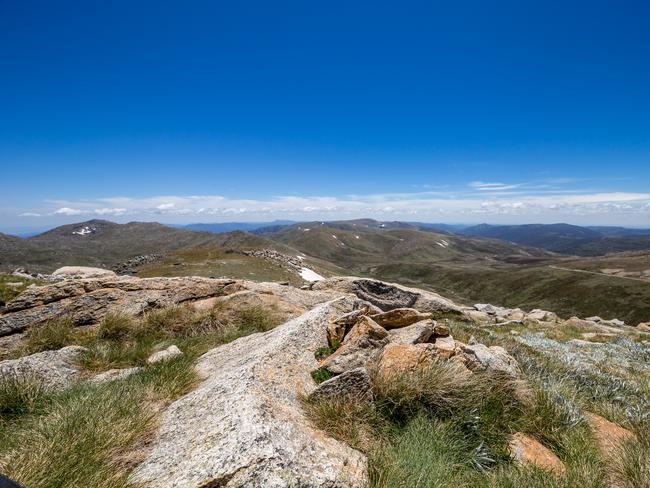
(300, 267), (325, 282)
(72, 226), (95, 236)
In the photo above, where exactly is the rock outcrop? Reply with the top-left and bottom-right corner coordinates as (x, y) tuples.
(312, 277), (461, 314)
(370, 308), (433, 328)
(129, 299), (367, 487)
(0, 277), (338, 337)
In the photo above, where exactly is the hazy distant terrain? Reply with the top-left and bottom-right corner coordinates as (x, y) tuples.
(462, 223), (650, 255)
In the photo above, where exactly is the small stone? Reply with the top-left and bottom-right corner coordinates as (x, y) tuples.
(91, 367), (143, 384)
(461, 343), (521, 378)
(376, 343), (436, 378)
(508, 432), (565, 475)
(433, 323), (450, 336)
(308, 367), (372, 402)
(320, 317), (389, 375)
(370, 308), (433, 329)
(474, 304), (497, 315)
(464, 310), (493, 324)
(637, 322), (650, 331)
(584, 412), (637, 456)
(432, 335), (455, 358)
(387, 320), (437, 345)
(147, 345), (182, 364)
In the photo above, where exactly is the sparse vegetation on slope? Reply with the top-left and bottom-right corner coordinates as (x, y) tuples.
(305, 313), (649, 488)
(0, 274), (39, 304)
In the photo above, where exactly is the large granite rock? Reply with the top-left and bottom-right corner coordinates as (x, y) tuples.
(129, 299), (367, 487)
(312, 277), (461, 314)
(0, 346), (86, 389)
(0, 277), (337, 337)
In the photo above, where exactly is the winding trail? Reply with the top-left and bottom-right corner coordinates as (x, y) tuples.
(548, 265), (650, 284)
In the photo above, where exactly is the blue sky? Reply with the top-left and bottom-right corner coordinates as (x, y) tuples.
(1, 0), (649, 231)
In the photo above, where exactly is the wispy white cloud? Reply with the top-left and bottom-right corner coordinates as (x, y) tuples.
(18, 182), (650, 225)
(469, 181), (523, 191)
(54, 207), (86, 216)
(93, 208), (127, 216)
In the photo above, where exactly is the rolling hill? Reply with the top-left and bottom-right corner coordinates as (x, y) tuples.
(0, 220), (252, 273)
(259, 220), (650, 324)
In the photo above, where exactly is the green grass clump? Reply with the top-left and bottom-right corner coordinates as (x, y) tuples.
(98, 311), (136, 341)
(0, 375), (51, 423)
(21, 317), (77, 355)
(0, 274), (39, 304)
(314, 346), (335, 360)
(0, 357), (196, 488)
(310, 368), (334, 384)
(78, 303), (284, 371)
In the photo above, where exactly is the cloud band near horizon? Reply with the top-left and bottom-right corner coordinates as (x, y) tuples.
(13, 183), (650, 226)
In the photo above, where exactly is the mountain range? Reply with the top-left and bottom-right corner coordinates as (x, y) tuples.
(461, 223), (650, 255)
(2, 218), (650, 324)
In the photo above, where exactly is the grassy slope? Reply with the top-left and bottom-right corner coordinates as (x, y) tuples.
(265, 223), (650, 325)
(0, 275), (39, 304)
(0, 301), (286, 487)
(373, 262), (650, 325)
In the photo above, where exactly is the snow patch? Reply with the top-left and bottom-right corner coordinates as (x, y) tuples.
(72, 226), (96, 236)
(355, 235), (360, 239)
(300, 267), (325, 282)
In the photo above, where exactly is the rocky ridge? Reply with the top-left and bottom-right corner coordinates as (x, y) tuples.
(0, 272), (647, 486)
